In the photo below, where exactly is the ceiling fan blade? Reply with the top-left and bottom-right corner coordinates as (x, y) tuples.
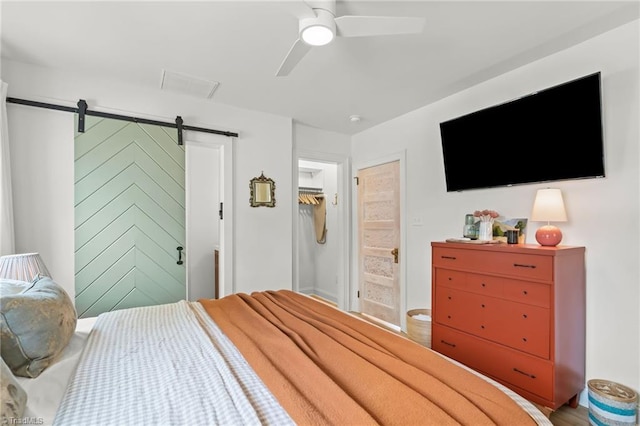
(276, 38), (313, 77)
(335, 15), (425, 37)
(279, 0), (316, 20)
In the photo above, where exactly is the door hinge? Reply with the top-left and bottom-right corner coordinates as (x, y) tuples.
(219, 202), (223, 220)
(354, 176), (359, 185)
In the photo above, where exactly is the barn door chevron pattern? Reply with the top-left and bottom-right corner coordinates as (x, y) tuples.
(74, 116), (185, 318)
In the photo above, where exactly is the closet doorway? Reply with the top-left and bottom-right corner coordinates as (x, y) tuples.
(295, 155), (350, 310)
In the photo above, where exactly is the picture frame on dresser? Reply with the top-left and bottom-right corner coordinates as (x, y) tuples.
(430, 241), (586, 410)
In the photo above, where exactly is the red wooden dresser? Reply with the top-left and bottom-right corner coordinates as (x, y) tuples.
(431, 241), (585, 409)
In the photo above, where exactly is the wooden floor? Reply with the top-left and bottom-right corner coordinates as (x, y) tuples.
(549, 404), (589, 425)
(346, 309), (590, 425)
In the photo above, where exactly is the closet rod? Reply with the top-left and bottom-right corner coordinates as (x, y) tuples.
(299, 186), (323, 193)
(6, 97), (239, 145)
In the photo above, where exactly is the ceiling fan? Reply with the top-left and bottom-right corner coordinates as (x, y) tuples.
(276, 0), (426, 76)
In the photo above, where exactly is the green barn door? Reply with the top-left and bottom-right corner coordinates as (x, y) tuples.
(74, 116), (185, 318)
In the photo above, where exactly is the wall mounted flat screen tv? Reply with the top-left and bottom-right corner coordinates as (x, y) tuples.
(439, 72), (605, 192)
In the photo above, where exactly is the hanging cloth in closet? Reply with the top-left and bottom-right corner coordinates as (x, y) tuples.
(314, 197), (327, 244)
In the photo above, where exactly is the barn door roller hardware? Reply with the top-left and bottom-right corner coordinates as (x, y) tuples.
(7, 97), (239, 145)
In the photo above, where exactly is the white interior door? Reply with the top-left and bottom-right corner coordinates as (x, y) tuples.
(357, 160), (401, 326)
(186, 140), (220, 301)
(185, 132), (234, 300)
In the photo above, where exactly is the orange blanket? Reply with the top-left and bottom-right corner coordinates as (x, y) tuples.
(200, 290), (536, 425)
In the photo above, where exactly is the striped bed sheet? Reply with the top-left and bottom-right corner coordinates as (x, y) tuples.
(54, 301), (293, 426)
(54, 297), (553, 425)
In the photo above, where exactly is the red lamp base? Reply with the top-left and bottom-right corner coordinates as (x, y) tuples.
(535, 225), (563, 247)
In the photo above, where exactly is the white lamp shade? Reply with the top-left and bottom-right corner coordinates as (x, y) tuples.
(531, 188), (567, 222)
(0, 253), (51, 281)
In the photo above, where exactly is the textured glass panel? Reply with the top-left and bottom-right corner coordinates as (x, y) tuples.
(364, 201), (394, 221)
(364, 281), (393, 306)
(366, 174), (393, 190)
(364, 255), (392, 278)
(363, 229), (393, 248)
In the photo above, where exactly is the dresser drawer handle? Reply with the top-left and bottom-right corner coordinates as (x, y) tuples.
(441, 340), (456, 348)
(513, 368), (536, 379)
(523, 290), (528, 295)
(441, 256), (457, 260)
(523, 314), (528, 319)
(514, 263), (536, 269)
(481, 283), (486, 287)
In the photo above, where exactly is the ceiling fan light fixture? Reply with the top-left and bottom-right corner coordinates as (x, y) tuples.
(300, 9), (336, 46)
(301, 25), (334, 46)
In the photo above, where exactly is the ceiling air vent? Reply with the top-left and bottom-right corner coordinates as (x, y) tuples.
(160, 70), (220, 99)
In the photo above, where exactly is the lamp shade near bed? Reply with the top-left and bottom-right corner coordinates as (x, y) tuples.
(0, 253), (51, 281)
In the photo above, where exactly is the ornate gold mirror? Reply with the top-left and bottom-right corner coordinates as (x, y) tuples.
(250, 172), (276, 207)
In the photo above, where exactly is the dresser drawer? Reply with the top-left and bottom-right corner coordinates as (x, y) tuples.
(433, 323), (490, 372)
(433, 247), (553, 281)
(435, 288), (505, 341)
(465, 273), (504, 298)
(434, 269), (467, 290)
(434, 288), (483, 333)
(469, 252), (553, 281)
(432, 324), (553, 401)
(432, 247), (471, 268)
(498, 352), (553, 402)
(503, 280), (551, 308)
(490, 301), (550, 359)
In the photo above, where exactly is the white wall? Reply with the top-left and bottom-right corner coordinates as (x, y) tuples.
(352, 20), (640, 401)
(4, 59), (294, 298)
(7, 107), (74, 290)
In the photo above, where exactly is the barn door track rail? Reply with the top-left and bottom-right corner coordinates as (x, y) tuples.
(6, 97), (239, 145)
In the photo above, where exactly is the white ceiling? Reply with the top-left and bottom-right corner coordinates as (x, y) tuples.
(1, 1), (638, 135)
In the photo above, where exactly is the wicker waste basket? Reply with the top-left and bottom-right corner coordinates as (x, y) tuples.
(588, 379), (638, 425)
(406, 309), (431, 348)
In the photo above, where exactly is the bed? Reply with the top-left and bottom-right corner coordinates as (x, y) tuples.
(9, 289), (552, 425)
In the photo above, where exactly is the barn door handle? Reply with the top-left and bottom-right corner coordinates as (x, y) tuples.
(177, 246), (184, 265)
(391, 248), (399, 263)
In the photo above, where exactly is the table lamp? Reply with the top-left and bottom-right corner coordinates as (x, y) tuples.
(0, 252), (51, 281)
(531, 188), (567, 247)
